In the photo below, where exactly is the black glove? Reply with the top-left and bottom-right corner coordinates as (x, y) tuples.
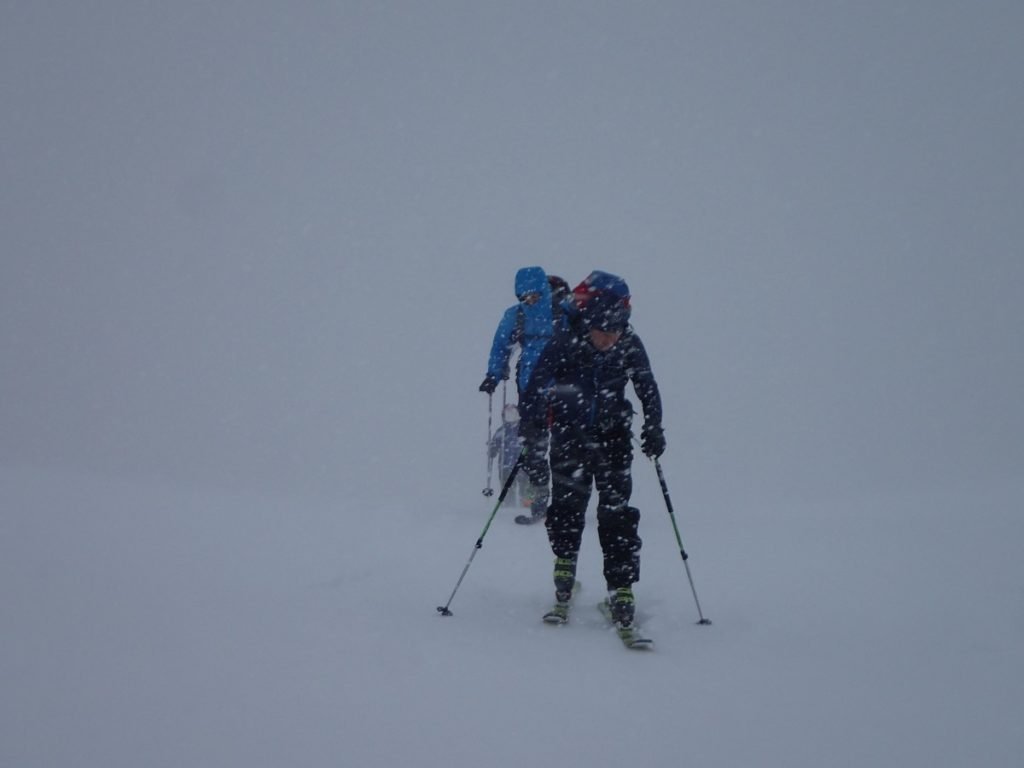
(641, 423), (665, 458)
(479, 375), (499, 394)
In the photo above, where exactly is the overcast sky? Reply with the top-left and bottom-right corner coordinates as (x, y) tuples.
(2, 1), (1022, 507)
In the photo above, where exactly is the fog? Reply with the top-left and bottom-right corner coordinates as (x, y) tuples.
(2, 3), (1024, 765)
(3, 3), (1022, 505)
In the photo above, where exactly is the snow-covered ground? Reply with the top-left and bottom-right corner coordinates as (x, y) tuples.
(3, 465), (1022, 767)
(3, 3), (1023, 767)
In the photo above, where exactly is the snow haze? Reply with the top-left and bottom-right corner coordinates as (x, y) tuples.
(2, 3), (1022, 767)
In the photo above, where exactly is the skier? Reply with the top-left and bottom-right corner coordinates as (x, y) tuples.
(518, 271), (666, 644)
(488, 404), (531, 506)
(478, 267), (558, 523)
(547, 274), (571, 306)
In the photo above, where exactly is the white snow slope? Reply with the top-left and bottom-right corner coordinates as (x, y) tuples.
(3, 467), (1023, 767)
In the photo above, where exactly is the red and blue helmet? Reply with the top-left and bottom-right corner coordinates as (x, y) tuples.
(573, 271), (631, 331)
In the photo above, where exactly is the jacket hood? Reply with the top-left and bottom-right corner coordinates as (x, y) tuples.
(515, 267), (549, 299)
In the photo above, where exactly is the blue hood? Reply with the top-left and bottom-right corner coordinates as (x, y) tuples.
(515, 266), (549, 298)
(515, 267), (553, 344)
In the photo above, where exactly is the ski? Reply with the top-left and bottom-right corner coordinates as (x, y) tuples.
(542, 581), (581, 624)
(598, 599), (654, 650)
(514, 513), (545, 525)
(542, 603), (570, 624)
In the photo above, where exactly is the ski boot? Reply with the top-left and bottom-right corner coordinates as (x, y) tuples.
(608, 586), (636, 628)
(599, 587), (653, 649)
(542, 556), (578, 624)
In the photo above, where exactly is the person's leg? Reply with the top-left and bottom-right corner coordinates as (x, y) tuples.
(545, 433), (591, 601)
(521, 428), (550, 518)
(594, 428), (641, 625)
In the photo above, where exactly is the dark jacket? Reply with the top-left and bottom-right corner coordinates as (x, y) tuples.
(519, 317), (662, 438)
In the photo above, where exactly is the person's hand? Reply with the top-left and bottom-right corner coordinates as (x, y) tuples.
(479, 375), (499, 394)
(641, 423), (666, 458)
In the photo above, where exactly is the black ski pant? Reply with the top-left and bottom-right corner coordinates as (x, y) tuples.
(521, 428), (550, 493)
(515, 385), (551, 504)
(545, 425), (641, 590)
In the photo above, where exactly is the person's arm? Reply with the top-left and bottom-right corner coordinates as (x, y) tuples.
(628, 333), (665, 457)
(485, 307), (519, 381)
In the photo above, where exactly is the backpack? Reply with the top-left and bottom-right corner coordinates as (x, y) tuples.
(514, 274), (569, 341)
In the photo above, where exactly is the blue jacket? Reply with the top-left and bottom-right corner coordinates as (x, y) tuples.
(485, 267), (555, 392)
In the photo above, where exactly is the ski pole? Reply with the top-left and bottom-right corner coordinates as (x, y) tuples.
(483, 393), (494, 496)
(654, 458), (711, 625)
(438, 450), (524, 617)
